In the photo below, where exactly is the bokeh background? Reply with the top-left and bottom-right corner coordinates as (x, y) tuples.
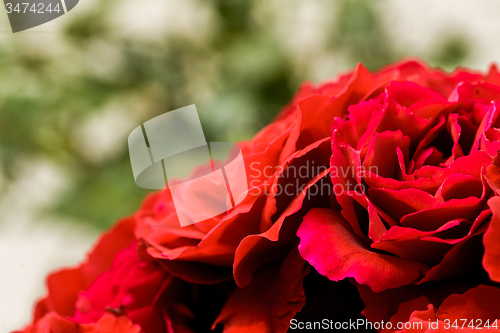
(2, 0), (500, 330)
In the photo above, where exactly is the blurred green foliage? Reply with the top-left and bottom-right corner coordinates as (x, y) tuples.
(0, 0), (470, 230)
(333, 0), (397, 70)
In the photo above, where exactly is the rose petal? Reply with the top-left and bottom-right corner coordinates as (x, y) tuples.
(485, 154), (500, 196)
(450, 81), (500, 103)
(436, 285), (500, 321)
(362, 130), (410, 179)
(15, 313), (141, 333)
(297, 208), (428, 292)
(357, 282), (472, 326)
(418, 231), (486, 284)
(385, 296), (431, 333)
(368, 187), (439, 223)
(400, 179), (489, 231)
(372, 220), (470, 266)
(483, 196), (500, 282)
(36, 218), (135, 319)
(386, 81), (446, 107)
(233, 166), (331, 287)
(214, 247), (309, 333)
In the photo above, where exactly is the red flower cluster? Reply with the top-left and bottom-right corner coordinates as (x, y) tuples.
(18, 59), (500, 332)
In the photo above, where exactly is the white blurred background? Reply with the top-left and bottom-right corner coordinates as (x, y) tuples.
(2, 0), (500, 331)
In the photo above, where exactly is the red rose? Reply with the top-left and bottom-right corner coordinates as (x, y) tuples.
(135, 59), (500, 331)
(20, 59), (500, 332)
(19, 313), (141, 333)
(73, 240), (173, 332)
(16, 218), (139, 332)
(295, 60), (500, 325)
(16, 218), (202, 333)
(29, 217), (137, 323)
(297, 75), (500, 287)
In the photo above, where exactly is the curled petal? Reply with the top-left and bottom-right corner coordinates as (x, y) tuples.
(297, 208), (428, 292)
(484, 196), (500, 282)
